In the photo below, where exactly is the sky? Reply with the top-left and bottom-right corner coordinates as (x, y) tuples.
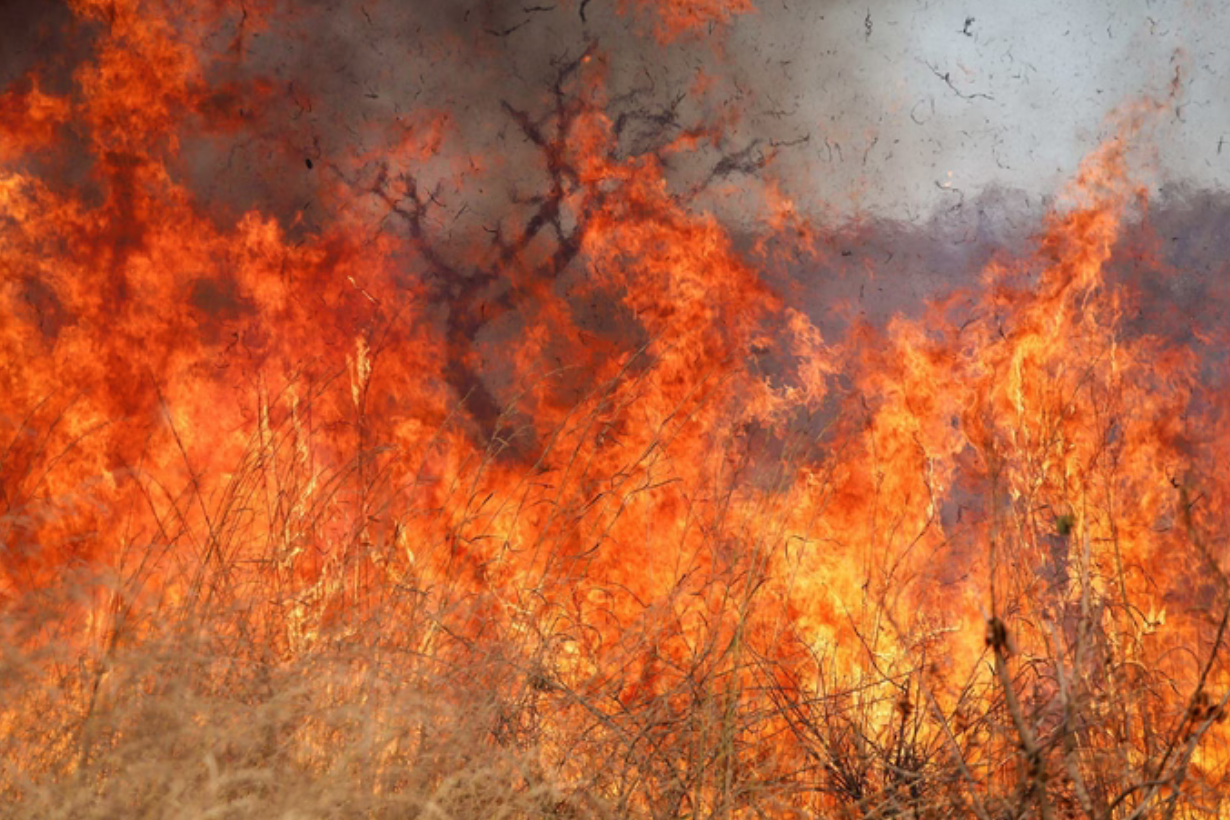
(717, 0), (1229, 218)
(216, 0), (1227, 231)
(3, 0), (1226, 224)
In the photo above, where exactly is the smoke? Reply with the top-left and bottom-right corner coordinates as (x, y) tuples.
(9, 1), (1227, 226)
(119, 0), (1224, 424)
(6, 0), (1227, 411)
(0, 1), (81, 95)
(726, 0), (1230, 218)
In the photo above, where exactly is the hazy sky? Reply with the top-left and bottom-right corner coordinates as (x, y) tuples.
(4, 0), (1224, 228)
(206, 0), (1226, 228)
(722, 0), (1230, 219)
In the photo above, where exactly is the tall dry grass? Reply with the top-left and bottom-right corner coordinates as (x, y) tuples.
(2, 338), (1228, 820)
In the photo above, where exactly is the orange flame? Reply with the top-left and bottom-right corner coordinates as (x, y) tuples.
(2, 1), (1228, 816)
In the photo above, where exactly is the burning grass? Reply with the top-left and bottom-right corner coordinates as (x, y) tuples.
(3, 294), (1228, 817)
(3, 1), (1230, 817)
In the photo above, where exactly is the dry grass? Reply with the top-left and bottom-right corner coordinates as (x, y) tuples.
(2, 361), (1228, 820)
(1, 50), (1226, 817)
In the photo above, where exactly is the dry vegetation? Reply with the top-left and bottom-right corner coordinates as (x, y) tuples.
(3, 3), (1230, 818)
(2, 356), (1228, 819)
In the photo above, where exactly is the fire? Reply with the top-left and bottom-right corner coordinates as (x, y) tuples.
(620, 0), (756, 41)
(2, 1), (1228, 817)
